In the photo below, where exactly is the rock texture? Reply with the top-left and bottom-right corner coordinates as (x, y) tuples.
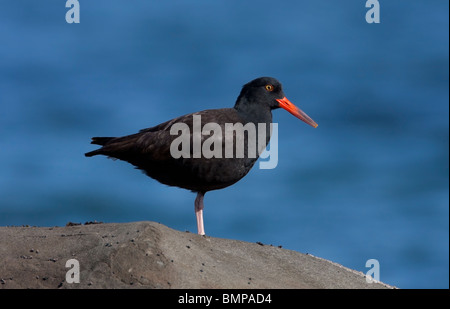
(0, 221), (394, 289)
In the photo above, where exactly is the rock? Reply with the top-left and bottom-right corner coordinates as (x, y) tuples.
(0, 221), (394, 289)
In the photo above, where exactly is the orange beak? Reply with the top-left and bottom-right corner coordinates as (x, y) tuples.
(276, 97), (318, 128)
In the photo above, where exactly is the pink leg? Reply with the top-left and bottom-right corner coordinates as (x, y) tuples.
(195, 192), (205, 235)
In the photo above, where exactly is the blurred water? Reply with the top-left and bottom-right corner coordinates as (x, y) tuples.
(0, 1), (448, 288)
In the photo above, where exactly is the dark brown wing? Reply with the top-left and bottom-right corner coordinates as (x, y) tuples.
(85, 108), (256, 191)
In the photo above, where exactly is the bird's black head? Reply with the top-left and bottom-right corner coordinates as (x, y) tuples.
(235, 77), (285, 110)
(234, 77), (318, 128)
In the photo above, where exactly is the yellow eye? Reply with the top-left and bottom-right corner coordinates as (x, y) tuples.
(265, 84), (274, 92)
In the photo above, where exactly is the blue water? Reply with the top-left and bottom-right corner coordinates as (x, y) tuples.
(0, 1), (448, 289)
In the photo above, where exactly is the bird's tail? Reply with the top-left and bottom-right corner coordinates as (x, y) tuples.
(90, 137), (115, 146)
(84, 137), (115, 157)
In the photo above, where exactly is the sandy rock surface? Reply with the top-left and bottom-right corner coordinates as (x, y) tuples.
(0, 221), (394, 289)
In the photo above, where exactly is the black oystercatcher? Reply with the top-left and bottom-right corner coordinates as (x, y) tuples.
(85, 77), (317, 235)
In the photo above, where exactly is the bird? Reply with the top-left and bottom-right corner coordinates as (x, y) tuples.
(85, 77), (318, 235)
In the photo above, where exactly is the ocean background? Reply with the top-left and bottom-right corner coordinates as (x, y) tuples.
(0, 1), (448, 288)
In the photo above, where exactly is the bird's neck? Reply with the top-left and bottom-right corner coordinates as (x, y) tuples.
(234, 99), (273, 126)
(234, 99), (273, 150)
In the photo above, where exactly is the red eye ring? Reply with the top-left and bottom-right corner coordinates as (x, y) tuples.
(265, 84), (274, 92)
